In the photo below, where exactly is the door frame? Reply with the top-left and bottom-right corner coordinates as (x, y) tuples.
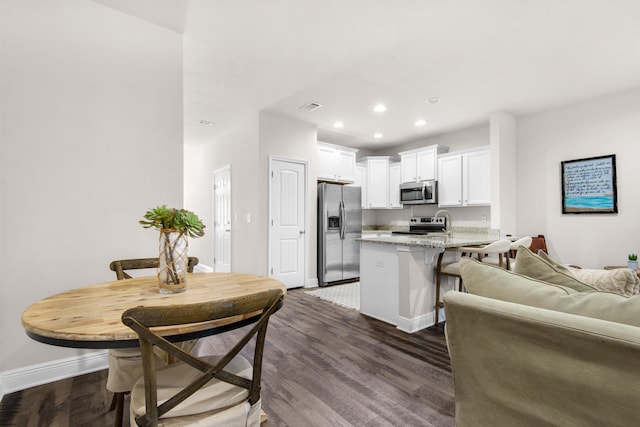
(268, 156), (310, 288)
(212, 164), (232, 272)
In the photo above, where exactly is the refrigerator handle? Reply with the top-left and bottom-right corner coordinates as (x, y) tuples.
(339, 201), (346, 240)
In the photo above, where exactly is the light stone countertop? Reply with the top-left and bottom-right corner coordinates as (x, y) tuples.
(358, 232), (513, 249)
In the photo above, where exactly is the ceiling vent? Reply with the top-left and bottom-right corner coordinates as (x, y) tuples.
(299, 101), (323, 112)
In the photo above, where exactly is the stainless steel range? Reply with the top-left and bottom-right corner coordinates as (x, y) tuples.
(391, 216), (447, 235)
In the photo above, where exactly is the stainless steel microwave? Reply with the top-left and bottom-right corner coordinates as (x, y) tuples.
(400, 180), (437, 205)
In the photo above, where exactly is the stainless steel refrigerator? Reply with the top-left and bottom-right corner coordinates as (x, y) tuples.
(318, 183), (362, 286)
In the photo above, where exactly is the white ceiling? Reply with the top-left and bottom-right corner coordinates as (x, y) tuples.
(93, 0), (640, 151)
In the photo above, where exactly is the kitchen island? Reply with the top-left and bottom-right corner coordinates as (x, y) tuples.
(358, 231), (508, 333)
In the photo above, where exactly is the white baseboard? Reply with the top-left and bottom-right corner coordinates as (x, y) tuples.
(0, 350), (108, 401)
(397, 311), (435, 334)
(305, 277), (319, 288)
(194, 263), (213, 273)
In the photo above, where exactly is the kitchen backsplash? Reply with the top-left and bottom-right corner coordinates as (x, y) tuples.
(362, 205), (491, 229)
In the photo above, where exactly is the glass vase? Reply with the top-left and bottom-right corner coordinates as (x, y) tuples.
(158, 229), (188, 293)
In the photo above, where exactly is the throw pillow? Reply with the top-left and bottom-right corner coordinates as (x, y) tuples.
(536, 250), (573, 274)
(459, 257), (640, 328)
(459, 257), (578, 306)
(513, 247), (597, 293)
(567, 267), (640, 297)
(536, 248), (639, 296)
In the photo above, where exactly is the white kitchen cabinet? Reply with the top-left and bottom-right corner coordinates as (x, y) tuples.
(438, 146), (490, 207)
(351, 163), (367, 209)
(389, 162), (402, 208)
(355, 156), (397, 209)
(366, 157), (390, 209)
(399, 144), (449, 183)
(317, 142), (358, 183)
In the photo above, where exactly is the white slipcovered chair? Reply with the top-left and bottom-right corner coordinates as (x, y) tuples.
(107, 257), (199, 427)
(483, 236), (533, 270)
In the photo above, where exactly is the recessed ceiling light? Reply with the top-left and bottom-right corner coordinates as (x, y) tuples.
(373, 133), (383, 139)
(373, 104), (387, 113)
(415, 119), (426, 127)
(199, 120), (215, 125)
(427, 97), (442, 104)
(333, 121), (344, 128)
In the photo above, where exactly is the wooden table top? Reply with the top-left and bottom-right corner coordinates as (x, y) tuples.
(22, 272), (286, 349)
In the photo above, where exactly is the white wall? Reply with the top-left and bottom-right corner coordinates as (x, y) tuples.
(184, 111), (317, 284)
(184, 113), (261, 274)
(0, 0), (183, 372)
(516, 88), (640, 268)
(259, 111), (318, 283)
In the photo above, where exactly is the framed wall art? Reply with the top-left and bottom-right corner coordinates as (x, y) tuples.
(561, 154), (617, 214)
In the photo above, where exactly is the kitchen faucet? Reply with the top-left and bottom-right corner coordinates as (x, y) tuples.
(434, 209), (452, 236)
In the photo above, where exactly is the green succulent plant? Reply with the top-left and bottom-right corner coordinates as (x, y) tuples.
(140, 205), (205, 238)
(140, 205), (205, 286)
(629, 253), (638, 261)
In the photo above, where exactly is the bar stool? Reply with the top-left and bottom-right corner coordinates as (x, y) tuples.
(483, 236), (533, 270)
(434, 239), (511, 325)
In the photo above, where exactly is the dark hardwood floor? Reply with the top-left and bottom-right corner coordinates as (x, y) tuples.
(0, 288), (454, 426)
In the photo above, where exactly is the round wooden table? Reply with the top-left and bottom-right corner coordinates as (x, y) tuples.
(22, 272), (286, 349)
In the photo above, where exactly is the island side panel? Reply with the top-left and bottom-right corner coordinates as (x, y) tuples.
(396, 246), (434, 332)
(359, 241), (399, 325)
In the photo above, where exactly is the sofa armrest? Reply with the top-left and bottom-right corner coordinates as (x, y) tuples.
(444, 292), (640, 427)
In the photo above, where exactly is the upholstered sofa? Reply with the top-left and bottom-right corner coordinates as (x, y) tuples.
(443, 248), (640, 427)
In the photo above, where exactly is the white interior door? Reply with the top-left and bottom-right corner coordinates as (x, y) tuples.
(213, 166), (231, 272)
(269, 158), (306, 289)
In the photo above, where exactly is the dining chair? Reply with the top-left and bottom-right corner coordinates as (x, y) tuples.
(434, 239), (511, 325)
(107, 257), (199, 427)
(529, 234), (548, 254)
(122, 287), (285, 426)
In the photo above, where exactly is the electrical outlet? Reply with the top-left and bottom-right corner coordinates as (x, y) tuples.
(246, 213), (251, 223)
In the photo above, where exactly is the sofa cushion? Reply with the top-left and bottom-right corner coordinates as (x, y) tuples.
(513, 247), (597, 293)
(460, 257), (640, 328)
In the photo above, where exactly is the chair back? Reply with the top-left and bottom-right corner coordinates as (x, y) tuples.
(110, 257), (199, 280)
(508, 236), (533, 262)
(529, 234), (548, 254)
(510, 236), (533, 251)
(122, 288), (285, 426)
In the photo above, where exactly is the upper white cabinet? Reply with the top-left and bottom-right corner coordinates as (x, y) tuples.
(437, 146), (491, 207)
(352, 159), (400, 209)
(388, 162), (402, 209)
(365, 157), (391, 209)
(351, 163), (367, 209)
(399, 144), (449, 183)
(317, 142), (358, 183)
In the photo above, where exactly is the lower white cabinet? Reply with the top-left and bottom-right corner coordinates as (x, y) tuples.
(438, 147), (490, 207)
